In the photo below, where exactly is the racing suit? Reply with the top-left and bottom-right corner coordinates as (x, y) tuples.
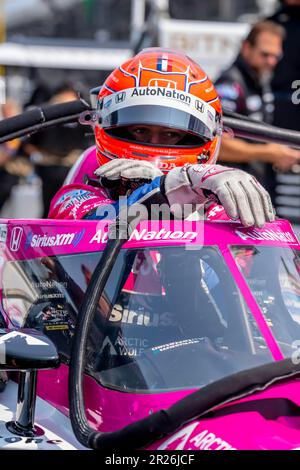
(48, 173), (228, 222)
(49, 146), (274, 229)
(48, 148), (230, 301)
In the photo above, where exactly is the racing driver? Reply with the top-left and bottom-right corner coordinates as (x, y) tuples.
(48, 48), (275, 228)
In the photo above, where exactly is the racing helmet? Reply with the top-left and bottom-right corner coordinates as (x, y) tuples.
(95, 48), (222, 173)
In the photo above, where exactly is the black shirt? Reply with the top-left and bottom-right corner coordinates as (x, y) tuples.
(215, 54), (274, 184)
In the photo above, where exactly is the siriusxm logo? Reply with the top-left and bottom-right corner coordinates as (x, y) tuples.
(25, 229), (86, 249)
(25, 231), (33, 250)
(72, 229), (86, 247)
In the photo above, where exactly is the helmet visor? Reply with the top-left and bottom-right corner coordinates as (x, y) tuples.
(98, 87), (217, 144)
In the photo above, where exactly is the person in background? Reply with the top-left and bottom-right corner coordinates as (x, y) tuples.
(25, 82), (89, 217)
(0, 99), (24, 388)
(215, 20), (300, 190)
(267, 0), (300, 227)
(0, 99), (23, 211)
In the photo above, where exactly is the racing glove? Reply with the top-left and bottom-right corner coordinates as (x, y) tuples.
(164, 164), (275, 227)
(95, 159), (163, 181)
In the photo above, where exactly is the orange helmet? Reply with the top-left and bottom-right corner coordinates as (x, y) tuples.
(95, 48), (222, 173)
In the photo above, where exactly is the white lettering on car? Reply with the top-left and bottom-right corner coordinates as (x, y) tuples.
(235, 229), (296, 244)
(89, 228), (197, 244)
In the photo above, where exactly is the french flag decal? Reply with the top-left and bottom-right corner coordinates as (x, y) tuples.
(157, 54), (172, 72)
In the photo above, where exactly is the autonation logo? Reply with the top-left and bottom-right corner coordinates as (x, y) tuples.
(25, 229), (86, 249)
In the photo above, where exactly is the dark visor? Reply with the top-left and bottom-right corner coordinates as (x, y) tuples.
(101, 105), (213, 142)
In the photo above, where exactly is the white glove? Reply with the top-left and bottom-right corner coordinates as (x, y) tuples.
(165, 164), (275, 227)
(95, 159), (163, 181)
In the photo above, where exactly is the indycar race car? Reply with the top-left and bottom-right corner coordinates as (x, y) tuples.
(0, 99), (300, 451)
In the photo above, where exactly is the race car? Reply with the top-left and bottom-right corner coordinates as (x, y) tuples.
(0, 99), (300, 450)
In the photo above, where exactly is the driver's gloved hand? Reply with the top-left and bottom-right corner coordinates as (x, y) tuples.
(164, 164), (275, 228)
(95, 159), (163, 197)
(95, 159), (163, 182)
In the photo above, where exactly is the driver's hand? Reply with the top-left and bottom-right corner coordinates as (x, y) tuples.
(165, 164), (275, 228)
(95, 159), (163, 181)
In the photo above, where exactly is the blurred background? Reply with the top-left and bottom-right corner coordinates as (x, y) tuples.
(0, 0), (299, 230)
(0, 0), (276, 103)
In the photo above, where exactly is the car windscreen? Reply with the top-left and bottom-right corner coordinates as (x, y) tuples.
(85, 245), (273, 393)
(1, 245), (273, 392)
(230, 245), (300, 359)
(1, 253), (100, 360)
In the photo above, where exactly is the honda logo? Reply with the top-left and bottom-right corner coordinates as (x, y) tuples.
(148, 79), (176, 88)
(10, 227), (24, 252)
(115, 92), (126, 104)
(195, 100), (204, 113)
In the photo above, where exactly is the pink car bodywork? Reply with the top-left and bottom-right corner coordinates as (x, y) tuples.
(1, 216), (300, 450)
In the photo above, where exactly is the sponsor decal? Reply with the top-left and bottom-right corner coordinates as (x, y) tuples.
(72, 229), (86, 247)
(235, 228), (296, 244)
(100, 336), (118, 355)
(89, 228), (198, 244)
(148, 78), (177, 88)
(10, 227), (24, 252)
(189, 429), (236, 451)
(151, 338), (203, 354)
(109, 304), (176, 327)
(31, 280), (68, 289)
(62, 193), (97, 211)
(37, 293), (65, 301)
(158, 423), (198, 450)
(0, 224), (7, 244)
(25, 229), (86, 249)
(158, 423), (236, 450)
(115, 91), (126, 103)
(54, 189), (94, 209)
(45, 324), (69, 331)
(205, 85), (214, 94)
(207, 204), (224, 219)
(158, 161), (176, 172)
(103, 98), (112, 109)
(0, 331), (48, 347)
(191, 165), (232, 182)
(195, 99), (204, 113)
(131, 87), (192, 105)
(25, 232), (33, 250)
(114, 335), (149, 357)
(207, 109), (214, 122)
